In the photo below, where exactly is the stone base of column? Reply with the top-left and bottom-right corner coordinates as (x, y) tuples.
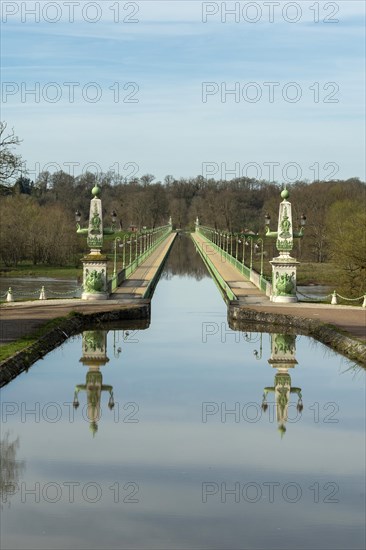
(81, 291), (109, 301)
(81, 254), (109, 301)
(270, 256), (299, 303)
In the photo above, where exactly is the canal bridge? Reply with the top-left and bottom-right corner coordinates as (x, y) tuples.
(0, 186), (365, 366)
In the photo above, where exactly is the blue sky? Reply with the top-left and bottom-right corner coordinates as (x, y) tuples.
(1, 1), (365, 182)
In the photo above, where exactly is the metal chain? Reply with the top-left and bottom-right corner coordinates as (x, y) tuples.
(335, 292), (365, 302)
(297, 291), (332, 301)
(11, 289), (41, 296)
(47, 287), (83, 296)
(1, 286), (83, 300)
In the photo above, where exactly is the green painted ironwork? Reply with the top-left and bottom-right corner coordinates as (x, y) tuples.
(196, 226), (271, 296)
(108, 225), (173, 292)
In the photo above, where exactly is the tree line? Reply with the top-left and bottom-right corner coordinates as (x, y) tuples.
(0, 122), (365, 296)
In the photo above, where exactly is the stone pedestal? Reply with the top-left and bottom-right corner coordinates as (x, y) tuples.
(268, 334), (298, 369)
(270, 255), (299, 303)
(81, 254), (109, 300)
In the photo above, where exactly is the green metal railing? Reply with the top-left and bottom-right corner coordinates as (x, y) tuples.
(108, 225), (172, 292)
(197, 225), (271, 295)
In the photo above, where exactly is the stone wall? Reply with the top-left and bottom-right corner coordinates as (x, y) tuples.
(0, 303), (150, 387)
(229, 304), (366, 367)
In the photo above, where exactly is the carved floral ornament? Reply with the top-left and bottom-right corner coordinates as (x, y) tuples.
(84, 269), (105, 293)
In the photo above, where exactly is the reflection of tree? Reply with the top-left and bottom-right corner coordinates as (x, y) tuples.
(0, 432), (25, 506)
(162, 233), (209, 281)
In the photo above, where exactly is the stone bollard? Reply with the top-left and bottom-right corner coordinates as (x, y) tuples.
(6, 287), (14, 302)
(363, 295), (366, 308)
(39, 286), (47, 300)
(331, 290), (337, 305)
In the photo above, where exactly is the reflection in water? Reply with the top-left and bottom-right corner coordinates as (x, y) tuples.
(1, 235), (364, 550)
(261, 334), (303, 437)
(0, 432), (25, 506)
(161, 232), (208, 280)
(73, 330), (114, 436)
(242, 332), (263, 360)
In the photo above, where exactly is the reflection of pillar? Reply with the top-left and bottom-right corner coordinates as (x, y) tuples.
(261, 334), (303, 437)
(73, 330), (114, 437)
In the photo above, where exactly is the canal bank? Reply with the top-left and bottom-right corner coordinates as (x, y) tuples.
(192, 232), (366, 365)
(0, 233), (176, 369)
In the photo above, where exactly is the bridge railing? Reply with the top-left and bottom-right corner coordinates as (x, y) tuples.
(197, 225), (272, 296)
(108, 224), (172, 292)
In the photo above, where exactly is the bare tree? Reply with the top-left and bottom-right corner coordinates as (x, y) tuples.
(0, 122), (23, 186)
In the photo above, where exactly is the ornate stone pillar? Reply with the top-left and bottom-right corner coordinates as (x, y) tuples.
(77, 185), (111, 300)
(266, 188), (305, 302)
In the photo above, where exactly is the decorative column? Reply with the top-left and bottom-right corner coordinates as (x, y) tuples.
(265, 188), (305, 302)
(73, 330), (114, 437)
(261, 333), (302, 438)
(195, 216), (200, 232)
(76, 185), (115, 300)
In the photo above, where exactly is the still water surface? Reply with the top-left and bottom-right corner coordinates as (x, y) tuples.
(1, 235), (365, 550)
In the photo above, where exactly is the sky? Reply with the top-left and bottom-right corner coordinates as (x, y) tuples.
(1, 0), (365, 183)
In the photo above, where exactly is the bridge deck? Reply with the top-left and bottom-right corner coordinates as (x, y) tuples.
(192, 232), (366, 341)
(0, 233), (176, 344)
(111, 232), (176, 299)
(192, 232), (267, 304)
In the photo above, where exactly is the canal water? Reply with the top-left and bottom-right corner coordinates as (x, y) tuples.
(1, 234), (365, 550)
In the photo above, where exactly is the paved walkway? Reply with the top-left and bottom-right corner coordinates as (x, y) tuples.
(111, 232), (176, 299)
(192, 232), (366, 341)
(0, 233), (176, 343)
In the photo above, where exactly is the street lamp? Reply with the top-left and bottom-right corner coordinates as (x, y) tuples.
(245, 238), (254, 270)
(113, 237), (122, 277)
(254, 237), (264, 278)
(127, 240), (132, 265)
(299, 213), (307, 234)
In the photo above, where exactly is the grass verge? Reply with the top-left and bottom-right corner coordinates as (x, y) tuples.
(0, 313), (79, 363)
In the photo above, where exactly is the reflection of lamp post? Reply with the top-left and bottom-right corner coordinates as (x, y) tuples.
(253, 333), (263, 359)
(113, 331), (122, 358)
